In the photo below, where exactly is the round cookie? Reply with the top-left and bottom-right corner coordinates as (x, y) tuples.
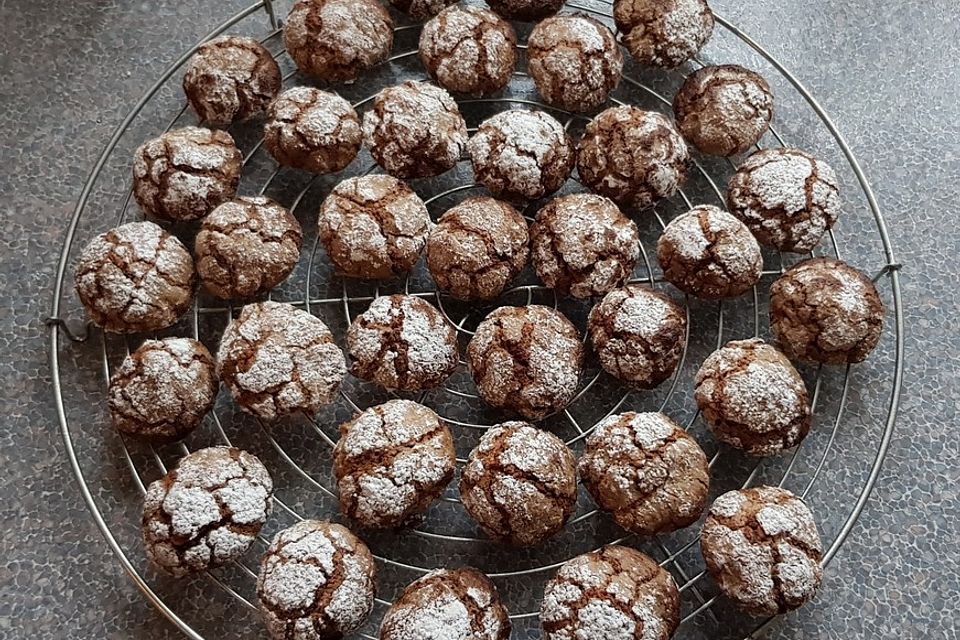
(333, 400), (456, 529)
(217, 301), (346, 421)
(132, 126), (242, 221)
(531, 193), (640, 299)
(727, 148), (842, 253)
(74, 221), (195, 334)
(459, 422), (577, 547)
(579, 412), (709, 535)
(182, 35), (281, 125)
(419, 5), (517, 97)
(540, 545), (680, 640)
(657, 205), (762, 299)
(362, 80), (468, 179)
(587, 285), (687, 389)
(769, 257), (884, 364)
(380, 568), (511, 640)
(700, 486), (823, 616)
(283, 0), (393, 83)
(527, 14), (624, 113)
(485, 0), (563, 21)
(577, 106), (689, 211)
(426, 196), (529, 302)
(195, 196), (302, 300)
(264, 87), (362, 175)
(258, 520), (377, 640)
(466, 305), (584, 421)
(673, 64), (774, 156)
(389, 0), (457, 20)
(142, 447), (273, 576)
(694, 338), (811, 456)
(318, 175), (430, 279)
(467, 109), (575, 202)
(614, 0), (714, 69)
(346, 295), (459, 391)
(109, 338), (218, 442)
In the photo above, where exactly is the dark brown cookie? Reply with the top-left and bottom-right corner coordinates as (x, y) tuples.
(614, 0), (714, 69)
(486, 0), (564, 22)
(388, 0), (457, 20)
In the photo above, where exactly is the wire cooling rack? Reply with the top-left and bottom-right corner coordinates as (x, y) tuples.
(47, 1), (904, 638)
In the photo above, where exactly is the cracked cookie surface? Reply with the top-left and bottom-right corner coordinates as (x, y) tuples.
(217, 301), (346, 420)
(459, 422), (577, 547)
(74, 220), (195, 334)
(700, 486), (823, 616)
(614, 0), (714, 69)
(142, 447), (273, 576)
(333, 399), (456, 529)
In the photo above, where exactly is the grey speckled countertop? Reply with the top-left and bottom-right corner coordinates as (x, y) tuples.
(2, 0), (958, 638)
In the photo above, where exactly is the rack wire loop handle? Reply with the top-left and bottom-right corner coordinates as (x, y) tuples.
(44, 317), (92, 343)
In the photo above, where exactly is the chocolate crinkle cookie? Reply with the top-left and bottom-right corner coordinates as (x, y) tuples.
(283, 0), (393, 83)
(380, 568), (511, 640)
(459, 422), (577, 547)
(389, 0), (457, 20)
(195, 196), (302, 300)
(133, 126), (242, 222)
(727, 147), (842, 253)
(182, 35), (281, 126)
(770, 257), (884, 364)
(258, 520), (377, 640)
(467, 109), (575, 202)
(318, 175), (430, 280)
(577, 106), (689, 210)
(657, 205), (762, 299)
(142, 447), (273, 576)
(527, 14), (624, 113)
(531, 193), (640, 299)
(109, 337), (218, 441)
(74, 221), (195, 334)
(588, 285), (686, 389)
(333, 399), (456, 529)
(540, 545), (680, 640)
(217, 301), (346, 420)
(363, 80), (468, 179)
(426, 196), (529, 302)
(614, 0), (714, 69)
(673, 64), (774, 156)
(701, 486), (823, 616)
(264, 87), (362, 175)
(486, 0), (564, 22)
(467, 305), (584, 421)
(419, 5), (517, 97)
(346, 294), (459, 391)
(579, 412), (709, 536)
(695, 338), (811, 456)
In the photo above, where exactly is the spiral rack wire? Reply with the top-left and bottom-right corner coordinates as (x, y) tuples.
(47, 0), (904, 638)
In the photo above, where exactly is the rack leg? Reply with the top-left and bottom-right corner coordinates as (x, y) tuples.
(872, 263), (903, 283)
(263, 0), (279, 30)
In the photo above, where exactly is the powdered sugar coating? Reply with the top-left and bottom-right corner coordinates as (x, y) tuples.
(657, 205), (762, 299)
(468, 109), (575, 202)
(700, 486), (823, 616)
(769, 257), (884, 364)
(460, 422), (577, 546)
(527, 14), (624, 113)
(109, 338), (217, 441)
(74, 221), (195, 334)
(132, 126), (241, 221)
(540, 545), (680, 640)
(532, 193), (640, 299)
(333, 400), (455, 529)
(695, 338), (811, 456)
(420, 5), (517, 96)
(283, 0), (393, 83)
(258, 520), (377, 639)
(346, 295), (459, 391)
(577, 106), (689, 210)
(614, 0), (714, 69)
(486, 0), (564, 21)
(264, 87), (362, 175)
(467, 305), (584, 420)
(217, 301), (346, 420)
(142, 447), (272, 576)
(182, 35), (281, 125)
(363, 81), (468, 179)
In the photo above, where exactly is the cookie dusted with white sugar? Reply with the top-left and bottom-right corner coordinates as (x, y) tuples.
(614, 0), (714, 69)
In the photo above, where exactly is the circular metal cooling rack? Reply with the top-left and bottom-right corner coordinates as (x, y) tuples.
(48, 1), (904, 638)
